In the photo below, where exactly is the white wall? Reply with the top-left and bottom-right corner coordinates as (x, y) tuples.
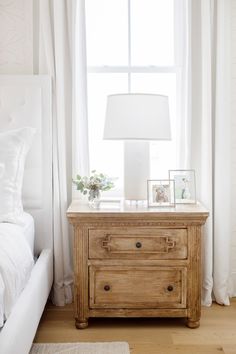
(0, 0), (33, 74)
(230, 0), (236, 294)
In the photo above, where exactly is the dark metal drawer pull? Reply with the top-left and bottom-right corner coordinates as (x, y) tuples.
(136, 242), (142, 249)
(167, 285), (174, 292)
(104, 285), (110, 291)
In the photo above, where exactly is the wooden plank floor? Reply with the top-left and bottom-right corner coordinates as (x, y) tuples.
(34, 299), (236, 354)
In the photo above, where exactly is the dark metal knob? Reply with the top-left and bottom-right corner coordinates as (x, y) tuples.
(136, 242), (142, 248)
(167, 285), (174, 292)
(104, 285), (110, 291)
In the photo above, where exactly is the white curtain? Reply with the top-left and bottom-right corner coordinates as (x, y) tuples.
(38, 0), (89, 305)
(38, 0), (74, 306)
(37, 0), (233, 307)
(73, 0), (90, 179)
(181, 0), (232, 305)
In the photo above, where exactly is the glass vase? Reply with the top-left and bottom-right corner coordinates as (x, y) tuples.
(88, 189), (101, 209)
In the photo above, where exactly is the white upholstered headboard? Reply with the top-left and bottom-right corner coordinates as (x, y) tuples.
(0, 75), (52, 254)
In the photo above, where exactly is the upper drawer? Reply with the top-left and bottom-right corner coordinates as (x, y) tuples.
(88, 228), (187, 260)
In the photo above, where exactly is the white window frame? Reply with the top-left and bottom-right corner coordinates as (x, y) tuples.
(87, 0), (184, 88)
(85, 0), (187, 195)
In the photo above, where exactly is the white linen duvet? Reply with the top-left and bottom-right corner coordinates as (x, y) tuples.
(0, 222), (34, 328)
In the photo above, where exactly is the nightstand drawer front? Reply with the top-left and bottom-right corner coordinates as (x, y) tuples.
(89, 228), (187, 259)
(89, 266), (187, 309)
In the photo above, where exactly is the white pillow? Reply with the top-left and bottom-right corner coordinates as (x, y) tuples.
(0, 127), (36, 224)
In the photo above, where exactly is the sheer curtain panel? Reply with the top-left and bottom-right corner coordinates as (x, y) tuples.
(38, 0), (76, 305)
(73, 0), (90, 180)
(187, 0), (232, 305)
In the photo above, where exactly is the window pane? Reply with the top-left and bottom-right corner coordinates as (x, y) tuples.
(87, 73), (128, 196)
(131, 73), (177, 178)
(86, 0), (128, 66)
(131, 0), (174, 66)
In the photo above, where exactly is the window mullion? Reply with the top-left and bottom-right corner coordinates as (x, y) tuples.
(128, 0), (131, 92)
(87, 66), (180, 73)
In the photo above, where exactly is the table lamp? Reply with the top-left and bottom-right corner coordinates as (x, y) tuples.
(103, 93), (171, 201)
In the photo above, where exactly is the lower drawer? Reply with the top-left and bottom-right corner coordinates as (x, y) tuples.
(89, 266), (187, 309)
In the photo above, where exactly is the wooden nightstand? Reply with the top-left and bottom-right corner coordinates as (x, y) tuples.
(67, 201), (208, 329)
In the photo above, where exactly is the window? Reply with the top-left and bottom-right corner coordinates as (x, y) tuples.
(85, 0), (185, 197)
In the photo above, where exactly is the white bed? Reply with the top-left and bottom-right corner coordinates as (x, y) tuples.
(0, 76), (53, 354)
(0, 217), (35, 328)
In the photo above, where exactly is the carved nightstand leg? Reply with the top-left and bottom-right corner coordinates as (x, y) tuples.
(75, 318), (88, 329)
(186, 318), (200, 329)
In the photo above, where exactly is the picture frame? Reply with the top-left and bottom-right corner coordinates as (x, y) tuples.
(168, 169), (196, 204)
(147, 179), (175, 207)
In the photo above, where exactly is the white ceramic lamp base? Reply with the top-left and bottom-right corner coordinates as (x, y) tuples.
(124, 141), (150, 201)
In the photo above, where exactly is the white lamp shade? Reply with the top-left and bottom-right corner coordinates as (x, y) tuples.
(104, 93), (171, 140)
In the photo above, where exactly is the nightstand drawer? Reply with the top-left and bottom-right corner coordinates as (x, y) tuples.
(89, 266), (187, 309)
(89, 228), (187, 260)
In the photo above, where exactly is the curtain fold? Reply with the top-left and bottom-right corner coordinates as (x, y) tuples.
(212, 0), (231, 304)
(73, 0), (90, 180)
(38, 0), (76, 305)
(184, 0), (232, 305)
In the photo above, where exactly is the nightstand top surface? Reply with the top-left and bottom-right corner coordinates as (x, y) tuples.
(67, 200), (209, 218)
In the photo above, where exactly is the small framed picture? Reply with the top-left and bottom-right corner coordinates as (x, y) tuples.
(168, 169), (196, 204)
(147, 180), (175, 207)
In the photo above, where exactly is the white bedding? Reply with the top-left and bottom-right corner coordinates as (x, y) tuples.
(0, 221), (34, 328)
(21, 212), (35, 255)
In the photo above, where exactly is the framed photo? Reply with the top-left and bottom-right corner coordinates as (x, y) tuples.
(147, 180), (175, 207)
(168, 169), (196, 204)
